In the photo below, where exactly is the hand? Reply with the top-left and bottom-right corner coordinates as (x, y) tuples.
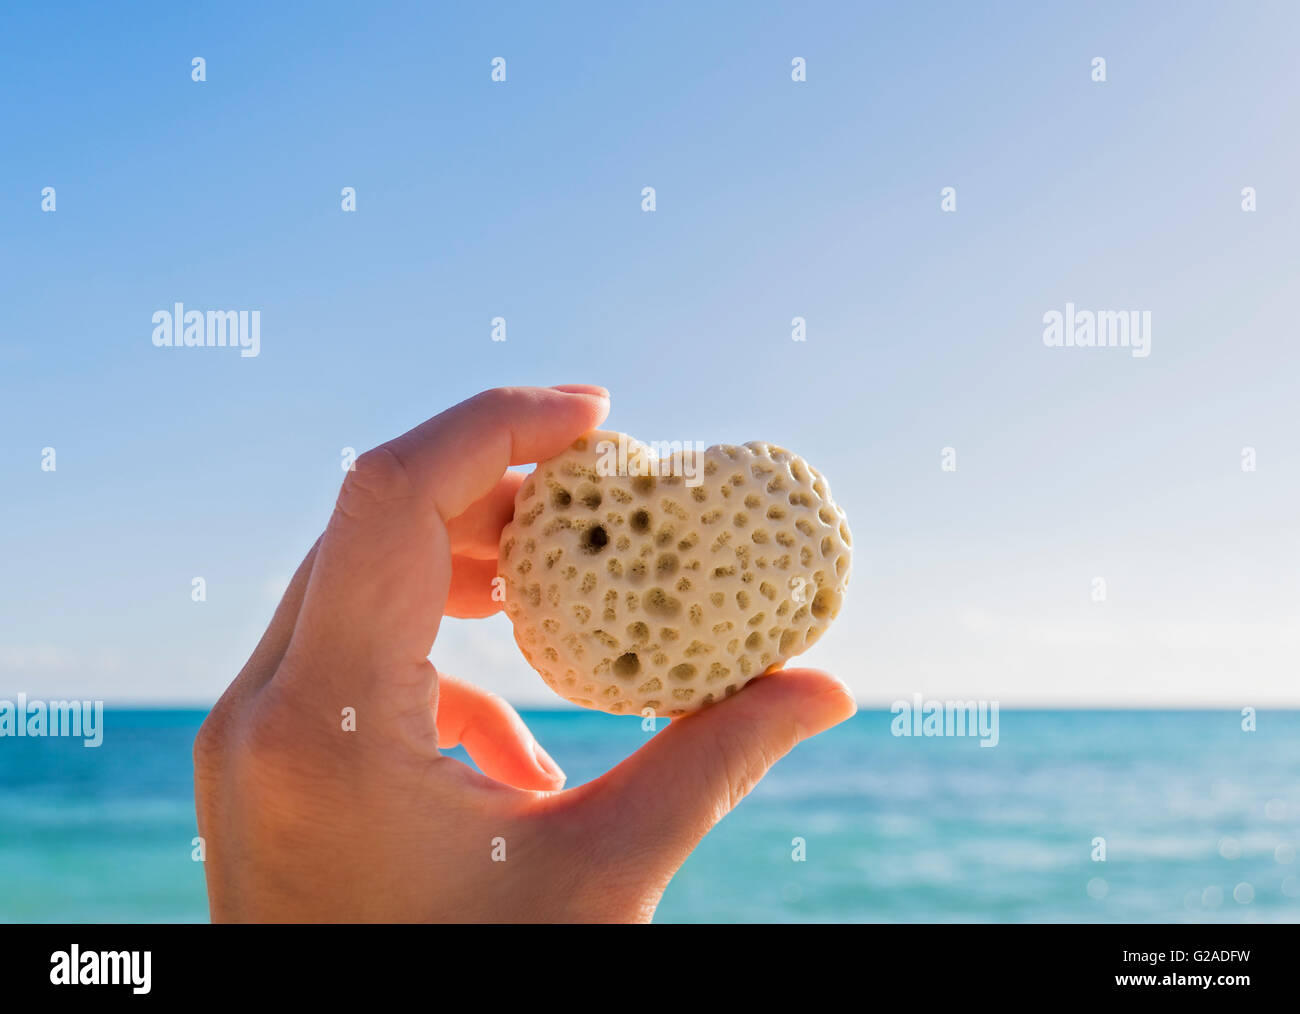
(193, 385), (857, 922)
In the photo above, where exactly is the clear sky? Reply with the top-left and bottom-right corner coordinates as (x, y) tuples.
(2, 1), (1297, 707)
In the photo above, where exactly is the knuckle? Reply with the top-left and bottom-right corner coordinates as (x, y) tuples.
(336, 446), (414, 520)
(237, 678), (342, 793)
(192, 708), (229, 773)
(716, 735), (780, 813)
(242, 693), (298, 776)
(479, 689), (513, 718)
(473, 386), (533, 413)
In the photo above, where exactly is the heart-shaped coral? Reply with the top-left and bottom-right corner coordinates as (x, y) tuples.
(498, 431), (851, 716)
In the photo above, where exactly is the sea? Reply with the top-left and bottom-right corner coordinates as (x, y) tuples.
(2, 708), (1298, 923)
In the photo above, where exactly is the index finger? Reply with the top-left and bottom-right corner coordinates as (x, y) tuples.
(385, 384), (611, 521)
(278, 385), (610, 717)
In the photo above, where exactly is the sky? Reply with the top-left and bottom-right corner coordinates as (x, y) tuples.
(1, 1), (1297, 707)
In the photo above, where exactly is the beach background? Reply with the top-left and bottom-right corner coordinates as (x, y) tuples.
(2, 1), (1298, 923)
(2, 708), (1298, 923)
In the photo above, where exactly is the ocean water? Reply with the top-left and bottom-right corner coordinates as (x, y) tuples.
(1, 709), (1298, 923)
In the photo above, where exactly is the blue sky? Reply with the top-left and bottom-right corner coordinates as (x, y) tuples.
(2, 1), (1297, 706)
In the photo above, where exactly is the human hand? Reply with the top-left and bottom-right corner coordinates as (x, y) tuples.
(193, 385), (857, 922)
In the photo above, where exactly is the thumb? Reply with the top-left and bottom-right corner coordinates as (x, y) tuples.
(567, 669), (856, 901)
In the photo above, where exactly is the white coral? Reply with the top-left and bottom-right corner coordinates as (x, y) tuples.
(498, 431), (852, 716)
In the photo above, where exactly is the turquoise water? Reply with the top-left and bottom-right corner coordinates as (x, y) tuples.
(2, 709), (1298, 923)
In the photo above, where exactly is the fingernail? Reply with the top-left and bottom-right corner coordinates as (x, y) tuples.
(552, 384), (609, 399)
(532, 740), (567, 786)
(794, 683), (857, 740)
